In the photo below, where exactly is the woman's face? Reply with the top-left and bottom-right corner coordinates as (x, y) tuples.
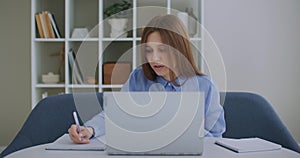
(145, 31), (176, 81)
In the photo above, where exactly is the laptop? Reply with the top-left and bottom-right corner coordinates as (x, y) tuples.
(103, 92), (205, 155)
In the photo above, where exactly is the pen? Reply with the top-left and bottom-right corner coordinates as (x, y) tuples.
(72, 111), (80, 133)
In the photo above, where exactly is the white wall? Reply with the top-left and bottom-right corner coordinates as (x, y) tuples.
(204, 0), (300, 142)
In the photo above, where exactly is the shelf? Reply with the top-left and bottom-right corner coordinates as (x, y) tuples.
(35, 84), (65, 88)
(101, 84), (123, 89)
(68, 84), (99, 88)
(68, 38), (99, 42)
(34, 38), (65, 42)
(32, 0), (203, 108)
(102, 38), (134, 41)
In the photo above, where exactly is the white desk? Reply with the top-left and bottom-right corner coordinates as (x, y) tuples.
(6, 138), (300, 158)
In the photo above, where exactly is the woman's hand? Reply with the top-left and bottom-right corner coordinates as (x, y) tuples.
(68, 124), (94, 144)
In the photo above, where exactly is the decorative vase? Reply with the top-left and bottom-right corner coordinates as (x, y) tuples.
(108, 18), (128, 38)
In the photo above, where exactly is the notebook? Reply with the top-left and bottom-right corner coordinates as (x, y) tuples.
(215, 137), (282, 153)
(45, 134), (106, 151)
(104, 92), (205, 155)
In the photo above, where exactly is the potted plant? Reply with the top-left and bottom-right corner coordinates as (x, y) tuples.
(104, 1), (132, 38)
(104, 0), (131, 18)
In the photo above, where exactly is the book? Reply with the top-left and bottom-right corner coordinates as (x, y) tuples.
(39, 12), (49, 38)
(47, 12), (61, 38)
(215, 137), (282, 153)
(43, 11), (55, 38)
(45, 134), (106, 151)
(35, 13), (45, 38)
(68, 49), (84, 84)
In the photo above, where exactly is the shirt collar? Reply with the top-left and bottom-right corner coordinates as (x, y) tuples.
(156, 76), (186, 91)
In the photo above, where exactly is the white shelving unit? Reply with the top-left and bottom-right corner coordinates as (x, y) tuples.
(31, 0), (203, 108)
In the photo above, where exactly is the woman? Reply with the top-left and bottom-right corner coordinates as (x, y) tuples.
(68, 14), (225, 144)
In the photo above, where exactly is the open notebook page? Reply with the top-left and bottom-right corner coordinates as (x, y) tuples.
(45, 134), (106, 151)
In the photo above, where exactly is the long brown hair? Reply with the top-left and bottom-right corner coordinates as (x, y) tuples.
(141, 14), (204, 84)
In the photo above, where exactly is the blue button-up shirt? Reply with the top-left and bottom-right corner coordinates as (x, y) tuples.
(85, 67), (226, 137)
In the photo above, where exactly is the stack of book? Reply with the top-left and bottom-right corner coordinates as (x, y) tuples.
(35, 11), (61, 38)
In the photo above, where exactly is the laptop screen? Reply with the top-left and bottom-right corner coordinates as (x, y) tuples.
(104, 92), (204, 155)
